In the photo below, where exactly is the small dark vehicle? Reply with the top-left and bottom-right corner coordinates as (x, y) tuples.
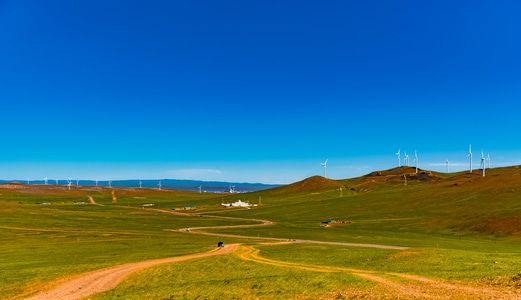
(217, 242), (224, 247)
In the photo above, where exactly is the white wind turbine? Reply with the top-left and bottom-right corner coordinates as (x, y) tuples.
(198, 185), (202, 193)
(67, 178), (72, 190)
(396, 149), (401, 167)
(446, 160), (450, 173)
(487, 153), (491, 169)
(468, 144), (473, 173)
(27, 178), (30, 185)
(404, 152), (410, 167)
(414, 150), (419, 173)
(44, 177), (48, 185)
(320, 159), (328, 178)
(158, 181), (162, 190)
(108, 180), (112, 188)
(139, 180), (142, 188)
(480, 149), (486, 177)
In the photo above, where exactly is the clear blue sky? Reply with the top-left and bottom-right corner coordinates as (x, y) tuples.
(1, 1), (520, 184)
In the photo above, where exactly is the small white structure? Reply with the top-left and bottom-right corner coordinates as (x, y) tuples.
(221, 199), (257, 207)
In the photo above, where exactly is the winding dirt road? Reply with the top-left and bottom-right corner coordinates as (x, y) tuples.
(177, 216), (409, 251)
(237, 245), (521, 299)
(22, 206), (520, 299)
(25, 244), (238, 300)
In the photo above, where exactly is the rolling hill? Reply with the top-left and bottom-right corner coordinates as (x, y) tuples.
(3, 166), (521, 299)
(204, 165), (521, 248)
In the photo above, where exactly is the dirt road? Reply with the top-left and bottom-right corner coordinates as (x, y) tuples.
(237, 245), (521, 299)
(25, 244), (238, 300)
(23, 207), (517, 299)
(179, 227), (410, 250)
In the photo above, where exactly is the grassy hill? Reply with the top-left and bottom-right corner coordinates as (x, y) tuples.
(2, 166), (521, 299)
(197, 166), (521, 250)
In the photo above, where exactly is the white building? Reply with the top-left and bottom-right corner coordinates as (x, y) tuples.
(221, 199), (257, 207)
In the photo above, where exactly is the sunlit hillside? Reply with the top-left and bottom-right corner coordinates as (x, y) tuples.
(3, 166), (521, 299)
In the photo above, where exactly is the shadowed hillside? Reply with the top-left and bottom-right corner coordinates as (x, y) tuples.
(266, 175), (343, 195)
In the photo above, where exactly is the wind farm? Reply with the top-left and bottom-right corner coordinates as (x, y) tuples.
(2, 1), (521, 299)
(8, 145), (500, 193)
(3, 158), (521, 299)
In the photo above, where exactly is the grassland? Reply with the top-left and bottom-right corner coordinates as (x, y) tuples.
(2, 166), (521, 299)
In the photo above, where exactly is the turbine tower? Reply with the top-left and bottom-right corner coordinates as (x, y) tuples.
(67, 178), (72, 190)
(487, 153), (491, 169)
(468, 144), (473, 173)
(414, 150), (419, 173)
(139, 180), (142, 188)
(396, 149), (401, 167)
(446, 160), (450, 173)
(44, 177), (48, 185)
(320, 159), (328, 178)
(198, 185), (202, 193)
(404, 152), (410, 167)
(158, 181), (161, 190)
(480, 149), (486, 177)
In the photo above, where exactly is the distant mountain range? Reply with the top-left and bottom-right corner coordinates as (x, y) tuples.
(0, 179), (282, 193)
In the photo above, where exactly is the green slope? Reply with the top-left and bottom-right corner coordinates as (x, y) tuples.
(3, 166), (521, 299)
(201, 166), (521, 250)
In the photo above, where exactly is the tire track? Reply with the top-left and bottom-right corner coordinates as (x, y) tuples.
(24, 244), (238, 300)
(236, 244), (520, 299)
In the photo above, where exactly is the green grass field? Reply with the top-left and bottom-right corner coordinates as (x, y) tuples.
(2, 166), (521, 299)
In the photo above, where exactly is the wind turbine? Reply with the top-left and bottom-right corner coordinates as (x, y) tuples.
(468, 144), (473, 173)
(414, 150), (419, 173)
(404, 152), (410, 167)
(27, 178), (30, 185)
(198, 185), (202, 193)
(55, 179), (59, 185)
(487, 153), (491, 169)
(44, 177), (48, 185)
(446, 160), (450, 173)
(158, 181), (161, 190)
(95, 179), (98, 186)
(108, 180), (112, 188)
(76, 179), (80, 187)
(320, 159), (328, 178)
(67, 178), (72, 190)
(480, 149), (486, 177)
(396, 149), (401, 167)
(139, 180), (142, 188)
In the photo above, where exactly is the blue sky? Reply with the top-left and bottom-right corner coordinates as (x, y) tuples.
(1, 1), (520, 184)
